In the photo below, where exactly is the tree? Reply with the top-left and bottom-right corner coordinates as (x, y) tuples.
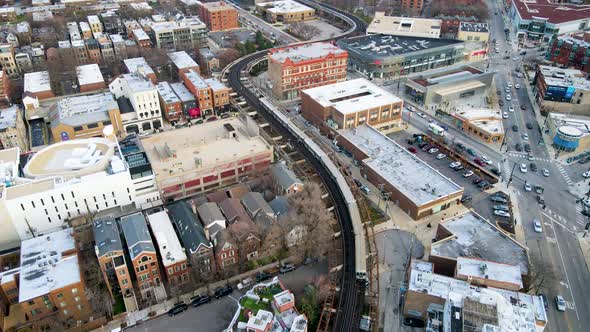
(286, 182), (335, 261)
(216, 48), (240, 68)
(522, 259), (555, 294)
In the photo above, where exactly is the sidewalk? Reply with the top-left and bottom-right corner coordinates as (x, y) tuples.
(576, 232), (590, 274)
(91, 257), (298, 332)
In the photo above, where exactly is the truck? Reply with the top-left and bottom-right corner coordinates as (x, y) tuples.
(428, 123), (446, 136)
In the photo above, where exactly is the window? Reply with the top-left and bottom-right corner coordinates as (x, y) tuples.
(74, 126), (83, 131)
(119, 269), (126, 275)
(168, 268), (173, 274)
(75, 296), (80, 302)
(87, 123), (99, 129)
(121, 278), (128, 285)
(60, 301), (66, 307)
(72, 288), (78, 294)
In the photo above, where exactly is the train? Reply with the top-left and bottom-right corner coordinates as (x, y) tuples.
(259, 98), (368, 280)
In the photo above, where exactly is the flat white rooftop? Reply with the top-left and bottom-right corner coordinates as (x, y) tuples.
(339, 124), (462, 206)
(19, 228), (81, 303)
(51, 92), (117, 128)
(539, 65), (590, 90)
(247, 309), (273, 331)
(432, 211), (529, 274)
(549, 112), (590, 138)
(258, 0), (314, 14)
(147, 211), (187, 267)
(456, 257), (523, 289)
(269, 42), (346, 64)
(204, 77), (228, 91)
(124, 57), (155, 76)
(122, 73), (156, 92)
(303, 78), (400, 115)
(168, 51), (199, 70)
(454, 108), (504, 135)
(156, 82), (181, 104)
(76, 63), (104, 86)
(110, 34), (124, 43)
(273, 289), (294, 306)
(170, 82), (195, 102)
(24, 71), (51, 94)
(409, 264), (546, 332)
(368, 12), (441, 38)
(133, 28), (150, 41)
(184, 69), (209, 89)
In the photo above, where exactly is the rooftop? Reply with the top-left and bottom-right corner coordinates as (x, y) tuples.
(242, 191), (274, 218)
(549, 112), (590, 139)
(338, 34), (463, 59)
(130, 2), (152, 11)
(93, 217), (123, 257)
(124, 57), (155, 76)
(0, 105), (19, 131)
(538, 65), (590, 90)
(273, 289), (294, 306)
(339, 124), (462, 206)
(18, 228), (80, 303)
(167, 201), (211, 255)
(120, 73), (156, 93)
(76, 63), (105, 86)
(87, 15), (100, 24)
(168, 51), (199, 70)
(183, 69), (209, 89)
(197, 202), (227, 227)
(120, 212), (156, 260)
(146, 211), (187, 267)
(431, 211), (529, 274)
(456, 257), (523, 289)
(110, 34), (124, 43)
(557, 34), (590, 49)
(408, 263), (546, 331)
(201, 1), (235, 11)
(512, 0), (590, 25)
(204, 77), (228, 91)
(257, 0), (314, 14)
(368, 12), (442, 38)
(459, 22), (489, 33)
(269, 42), (347, 64)
(170, 82), (195, 102)
(49, 92), (118, 129)
(24, 71), (51, 94)
(454, 108), (504, 135)
(408, 65), (484, 87)
(270, 163), (302, 191)
(140, 117), (271, 183)
(156, 82), (181, 104)
(302, 78), (401, 115)
(133, 28), (150, 41)
(22, 137), (122, 179)
(247, 309), (274, 331)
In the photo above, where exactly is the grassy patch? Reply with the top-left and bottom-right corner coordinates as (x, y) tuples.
(255, 284), (284, 301)
(113, 293), (126, 315)
(239, 297), (271, 322)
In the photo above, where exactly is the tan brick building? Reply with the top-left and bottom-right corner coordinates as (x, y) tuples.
(401, 0), (423, 12)
(256, 0), (315, 23)
(301, 78), (403, 134)
(0, 105), (28, 152)
(268, 42), (348, 100)
(199, 1), (239, 32)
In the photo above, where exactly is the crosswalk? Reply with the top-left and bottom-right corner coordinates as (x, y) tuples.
(575, 204), (587, 226)
(506, 152), (551, 163)
(556, 164), (574, 186)
(502, 158), (510, 182)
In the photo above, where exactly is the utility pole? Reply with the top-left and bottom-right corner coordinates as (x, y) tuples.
(507, 163), (517, 188)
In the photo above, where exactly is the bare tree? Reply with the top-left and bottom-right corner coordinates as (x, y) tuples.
(286, 182), (335, 261)
(288, 22), (320, 40)
(522, 259), (555, 294)
(216, 48), (240, 68)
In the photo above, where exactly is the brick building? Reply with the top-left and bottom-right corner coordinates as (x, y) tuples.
(267, 42), (348, 100)
(401, 0), (423, 12)
(547, 33), (590, 73)
(199, 1), (239, 32)
(181, 69), (231, 116)
(156, 82), (183, 122)
(76, 63), (106, 92)
(23, 71), (54, 100)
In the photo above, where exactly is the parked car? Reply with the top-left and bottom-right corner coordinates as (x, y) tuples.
(512, 125), (519, 132)
(255, 272), (273, 282)
(506, 94), (512, 101)
(460, 195), (472, 203)
(480, 156), (492, 165)
(449, 161), (461, 169)
(436, 153), (446, 160)
(353, 179), (362, 187)
(455, 142), (466, 150)
(168, 302), (189, 316)
(520, 104), (527, 110)
(417, 112), (426, 118)
(407, 147), (417, 154)
(539, 294), (549, 309)
(237, 277), (253, 290)
(466, 148), (477, 156)
(477, 180), (490, 188)
(279, 263), (296, 274)
(421, 144), (432, 152)
(428, 147), (439, 154)
(520, 164), (528, 173)
(214, 285), (233, 299)
(191, 295), (211, 307)
(360, 186), (371, 195)
(533, 219), (543, 233)
(522, 133), (529, 140)
(491, 168), (501, 176)
(493, 204), (510, 212)
(526, 123), (533, 129)
(407, 106), (415, 112)
(494, 210), (511, 218)
(463, 170), (474, 178)
(555, 295), (566, 312)
(490, 196), (508, 203)
(583, 171), (590, 178)
(418, 142), (429, 149)
(454, 165), (464, 171)
(474, 158), (486, 166)
(507, 82), (513, 87)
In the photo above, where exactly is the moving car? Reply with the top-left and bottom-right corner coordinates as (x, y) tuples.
(491, 168), (501, 176)
(214, 285), (233, 299)
(466, 148), (477, 156)
(481, 156), (493, 165)
(191, 295), (211, 307)
(519, 164), (528, 173)
(353, 179), (362, 187)
(508, 106), (514, 112)
(515, 143), (523, 151)
(524, 144), (531, 152)
(524, 183), (532, 192)
(463, 170), (474, 178)
(417, 112), (426, 118)
(515, 84), (521, 89)
(542, 169), (549, 177)
(507, 82), (512, 87)
(360, 186), (371, 195)
(436, 153), (446, 160)
(279, 263), (296, 274)
(533, 219), (542, 233)
(555, 295), (566, 312)
(503, 112), (509, 119)
(474, 158), (486, 166)
(526, 123), (533, 129)
(493, 210), (510, 218)
(168, 302), (189, 316)
(472, 177), (483, 185)
(530, 163), (537, 172)
(505, 87), (510, 93)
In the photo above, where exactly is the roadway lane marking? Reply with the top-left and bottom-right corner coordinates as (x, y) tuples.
(542, 212), (574, 234)
(541, 213), (581, 320)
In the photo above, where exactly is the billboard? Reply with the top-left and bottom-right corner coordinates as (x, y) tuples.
(545, 85), (574, 102)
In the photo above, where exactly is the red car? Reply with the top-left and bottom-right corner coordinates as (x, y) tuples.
(474, 158), (486, 166)
(408, 147), (417, 154)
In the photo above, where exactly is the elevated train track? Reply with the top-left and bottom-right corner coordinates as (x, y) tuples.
(227, 2), (369, 331)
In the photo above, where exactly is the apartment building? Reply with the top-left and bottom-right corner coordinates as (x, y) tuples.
(0, 105), (28, 152)
(109, 73), (163, 134)
(23, 71), (54, 100)
(80, 22), (92, 39)
(146, 211), (190, 286)
(533, 65), (590, 115)
(100, 11), (123, 34)
(149, 18), (208, 51)
(301, 78), (404, 134)
(156, 81), (183, 122)
(93, 217), (135, 300)
(97, 34), (116, 63)
(0, 44), (19, 77)
(181, 69), (214, 114)
(120, 213), (165, 300)
(133, 29), (152, 48)
(268, 42), (348, 100)
(76, 63), (105, 92)
(170, 82), (198, 118)
(124, 57), (157, 84)
(197, 201), (227, 241)
(457, 22), (489, 43)
(168, 51), (200, 77)
(547, 32), (590, 73)
(401, 0), (423, 12)
(205, 77), (231, 110)
(72, 39), (89, 65)
(88, 15), (103, 33)
(0, 70), (9, 105)
(48, 92), (123, 142)
(110, 34), (127, 59)
(0, 139), (136, 245)
(199, 1), (239, 32)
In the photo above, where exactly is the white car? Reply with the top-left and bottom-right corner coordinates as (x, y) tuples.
(542, 169), (550, 177)
(555, 296), (566, 312)
(583, 171), (590, 178)
(494, 210), (511, 218)
(503, 112), (509, 119)
(533, 219), (543, 233)
(517, 73), (523, 78)
(436, 153), (447, 160)
(463, 170), (474, 178)
(515, 84), (521, 89)
(407, 106), (415, 112)
(520, 163), (528, 173)
(450, 161), (461, 168)
(506, 95), (512, 101)
(524, 183), (532, 192)
(522, 133), (529, 140)
(480, 156), (492, 165)
(417, 112), (426, 118)
(505, 87), (510, 93)
(507, 82), (513, 87)
(508, 106), (514, 112)
(428, 147), (439, 154)
(512, 56), (518, 61)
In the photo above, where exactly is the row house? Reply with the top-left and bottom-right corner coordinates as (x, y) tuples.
(181, 69), (231, 116)
(156, 81), (183, 122)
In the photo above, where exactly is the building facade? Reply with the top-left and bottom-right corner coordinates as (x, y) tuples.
(267, 42), (348, 100)
(452, 109), (505, 143)
(256, 0), (315, 23)
(546, 33), (590, 73)
(532, 65), (590, 115)
(0, 105), (28, 152)
(198, 1), (239, 32)
(456, 22), (489, 43)
(156, 82), (183, 122)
